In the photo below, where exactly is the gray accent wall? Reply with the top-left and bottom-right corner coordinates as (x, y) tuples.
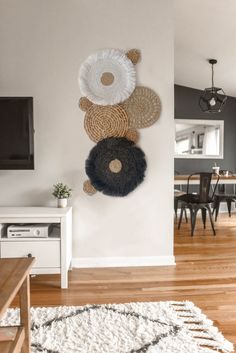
(174, 84), (236, 174)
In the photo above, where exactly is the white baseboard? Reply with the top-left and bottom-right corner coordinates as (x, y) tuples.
(72, 256), (175, 269)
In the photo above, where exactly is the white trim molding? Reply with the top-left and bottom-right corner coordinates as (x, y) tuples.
(72, 256), (175, 269)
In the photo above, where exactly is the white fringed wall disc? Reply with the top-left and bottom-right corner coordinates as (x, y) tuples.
(122, 86), (162, 129)
(79, 49), (136, 105)
(84, 104), (129, 142)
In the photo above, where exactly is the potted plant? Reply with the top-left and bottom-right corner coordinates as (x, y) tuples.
(52, 182), (72, 208)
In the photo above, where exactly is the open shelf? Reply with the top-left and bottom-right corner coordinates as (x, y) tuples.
(0, 224), (60, 241)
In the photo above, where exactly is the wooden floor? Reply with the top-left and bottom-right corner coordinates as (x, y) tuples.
(14, 213), (236, 347)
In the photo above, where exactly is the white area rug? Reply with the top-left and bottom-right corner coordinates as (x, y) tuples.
(0, 301), (233, 353)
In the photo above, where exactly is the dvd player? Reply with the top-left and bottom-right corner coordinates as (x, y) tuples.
(7, 224), (53, 238)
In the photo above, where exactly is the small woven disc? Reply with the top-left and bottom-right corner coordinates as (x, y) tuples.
(109, 159), (122, 173)
(84, 104), (129, 143)
(100, 72), (115, 86)
(83, 180), (97, 195)
(79, 97), (93, 112)
(122, 86), (161, 129)
(126, 49), (141, 65)
(125, 129), (139, 143)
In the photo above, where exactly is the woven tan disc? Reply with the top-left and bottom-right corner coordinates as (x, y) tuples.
(109, 159), (122, 173)
(79, 97), (93, 112)
(126, 49), (141, 65)
(83, 180), (97, 195)
(122, 86), (161, 129)
(100, 72), (114, 86)
(125, 129), (139, 143)
(84, 104), (129, 142)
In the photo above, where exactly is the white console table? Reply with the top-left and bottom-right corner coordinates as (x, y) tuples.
(0, 207), (72, 289)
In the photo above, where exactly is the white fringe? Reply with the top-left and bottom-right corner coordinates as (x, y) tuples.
(170, 301), (234, 353)
(78, 48), (136, 105)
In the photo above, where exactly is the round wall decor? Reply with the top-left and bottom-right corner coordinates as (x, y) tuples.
(126, 49), (141, 65)
(85, 137), (146, 197)
(78, 97), (93, 112)
(122, 86), (161, 129)
(79, 49), (136, 105)
(83, 180), (97, 195)
(84, 104), (129, 142)
(125, 129), (139, 143)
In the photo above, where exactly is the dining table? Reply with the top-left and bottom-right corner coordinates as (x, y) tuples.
(174, 174), (236, 186)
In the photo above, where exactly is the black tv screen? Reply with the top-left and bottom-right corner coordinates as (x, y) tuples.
(0, 97), (34, 169)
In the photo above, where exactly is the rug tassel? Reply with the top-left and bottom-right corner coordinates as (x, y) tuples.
(170, 301), (234, 353)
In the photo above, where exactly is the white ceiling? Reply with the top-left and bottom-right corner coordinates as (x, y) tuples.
(175, 0), (236, 97)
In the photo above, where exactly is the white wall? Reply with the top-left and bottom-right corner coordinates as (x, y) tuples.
(0, 0), (174, 267)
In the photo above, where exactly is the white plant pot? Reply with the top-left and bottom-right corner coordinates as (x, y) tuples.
(57, 198), (68, 208)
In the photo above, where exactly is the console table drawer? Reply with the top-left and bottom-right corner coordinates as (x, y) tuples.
(1, 241), (60, 268)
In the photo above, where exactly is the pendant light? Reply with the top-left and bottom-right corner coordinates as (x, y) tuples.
(199, 59), (227, 113)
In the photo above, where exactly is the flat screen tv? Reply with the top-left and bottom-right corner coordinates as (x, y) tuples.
(0, 97), (34, 169)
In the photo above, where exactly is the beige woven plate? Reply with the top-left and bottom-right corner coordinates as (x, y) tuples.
(122, 86), (161, 129)
(83, 180), (97, 195)
(78, 97), (93, 111)
(126, 49), (141, 65)
(125, 129), (139, 143)
(84, 104), (129, 142)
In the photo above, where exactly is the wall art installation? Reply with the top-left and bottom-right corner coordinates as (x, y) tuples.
(78, 48), (161, 197)
(85, 137), (146, 197)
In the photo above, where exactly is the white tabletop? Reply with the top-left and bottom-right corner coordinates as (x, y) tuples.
(0, 207), (72, 218)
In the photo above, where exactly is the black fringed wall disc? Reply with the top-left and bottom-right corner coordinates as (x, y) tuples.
(85, 137), (147, 197)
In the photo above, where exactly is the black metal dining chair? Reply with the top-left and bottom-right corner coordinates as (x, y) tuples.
(174, 170), (188, 222)
(212, 171), (236, 221)
(178, 172), (219, 236)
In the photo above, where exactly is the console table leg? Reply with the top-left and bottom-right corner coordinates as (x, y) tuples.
(19, 275), (31, 353)
(61, 270), (68, 289)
